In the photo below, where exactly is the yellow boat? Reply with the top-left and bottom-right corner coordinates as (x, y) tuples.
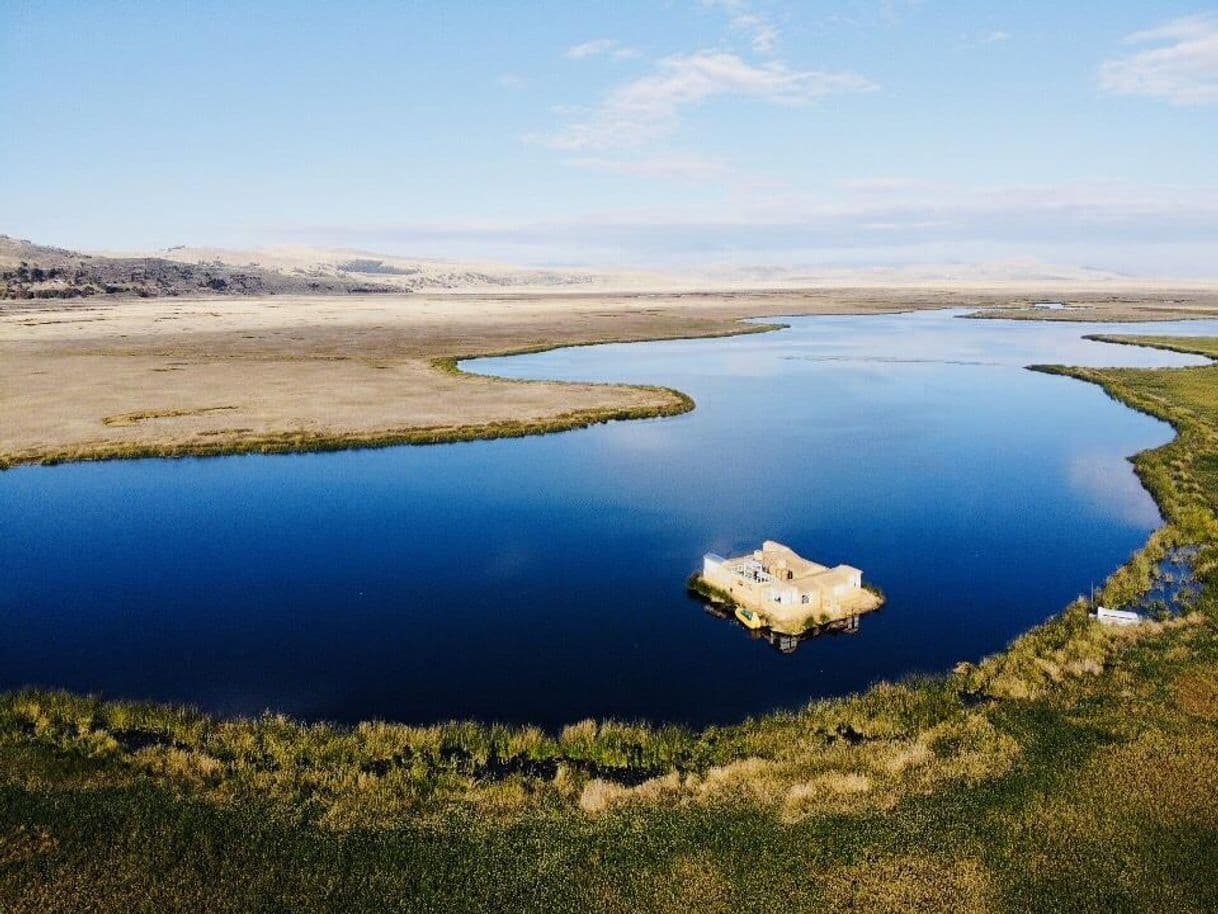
(734, 606), (765, 630)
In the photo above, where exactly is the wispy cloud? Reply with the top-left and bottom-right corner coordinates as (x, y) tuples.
(956, 29), (1010, 49)
(282, 179), (1218, 273)
(703, 0), (780, 54)
(1099, 13), (1218, 105)
(820, 0), (924, 31)
(836, 176), (938, 193)
(563, 155), (729, 181)
(539, 50), (876, 150)
(878, 0), (926, 27)
(497, 73), (529, 90)
(564, 38), (640, 60)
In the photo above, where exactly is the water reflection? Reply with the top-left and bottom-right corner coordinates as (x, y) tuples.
(1134, 545), (1203, 617)
(695, 593), (869, 654)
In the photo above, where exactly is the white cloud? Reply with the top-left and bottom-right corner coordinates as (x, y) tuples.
(563, 155), (729, 180)
(565, 38), (615, 59)
(541, 50), (876, 150)
(564, 38), (640, 60)
(286, 179), (1218, 274)
(820, 0), (924, 31)
(497, 73), (529, 90)
(737, 14), (780, 54)
(958, 29), (1010, 49)
(1099, 13), (1218, 105)
(878, 0), (925, 26)
(704, 0), (780, 54)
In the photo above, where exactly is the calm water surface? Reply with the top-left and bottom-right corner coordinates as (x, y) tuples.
(3, 310), (1217, 728)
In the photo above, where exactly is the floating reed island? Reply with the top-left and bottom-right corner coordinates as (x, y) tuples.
(689, 540), (885, 638)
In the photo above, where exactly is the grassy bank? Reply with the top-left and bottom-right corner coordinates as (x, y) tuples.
(4, 336), (1218, 911)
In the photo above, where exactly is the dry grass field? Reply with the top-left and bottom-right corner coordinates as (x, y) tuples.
(5, 286), (1218, 468)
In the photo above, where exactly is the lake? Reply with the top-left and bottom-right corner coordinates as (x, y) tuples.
(3, 309), (1216, 729)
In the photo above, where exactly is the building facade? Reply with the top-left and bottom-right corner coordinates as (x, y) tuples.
(700, 540), (878, 633)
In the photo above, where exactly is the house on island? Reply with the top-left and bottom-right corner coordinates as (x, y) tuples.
(699, 541), (882, 634)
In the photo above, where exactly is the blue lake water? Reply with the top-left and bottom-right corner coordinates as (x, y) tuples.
(3, 309), (1217, 729)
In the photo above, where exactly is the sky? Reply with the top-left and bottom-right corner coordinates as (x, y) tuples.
(2, 0), (1217, 274)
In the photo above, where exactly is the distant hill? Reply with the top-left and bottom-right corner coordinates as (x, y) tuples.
(5, 234), (1204, 301)
(0, 236), (677, 300)
(0, 236), (397, 300)
(145, 244), (667, 292)
(696, 258), (1138, 286)
(143, 245), (1201, 292)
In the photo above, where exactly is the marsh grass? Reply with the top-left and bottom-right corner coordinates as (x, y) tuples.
(685, 574), (734, 606)
(5, 333), (1218, 910)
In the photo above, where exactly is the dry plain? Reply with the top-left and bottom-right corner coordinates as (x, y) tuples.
(5, 285), (1218, 468)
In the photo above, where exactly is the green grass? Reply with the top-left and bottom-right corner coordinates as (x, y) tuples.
(5, 334), (1218, 911)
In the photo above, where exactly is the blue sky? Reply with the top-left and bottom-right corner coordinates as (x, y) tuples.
(2, 1), (1216, 273)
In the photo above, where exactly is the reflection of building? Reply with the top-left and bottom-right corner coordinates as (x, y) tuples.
(766, 615), (861, 653)
(699, 540), (882, 635)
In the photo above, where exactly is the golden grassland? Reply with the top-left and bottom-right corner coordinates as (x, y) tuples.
(0, 290), (859, 471)
(5, 288), (1218, 471)
(4, 383), (696, 469)
(3, 335), (1218, 911)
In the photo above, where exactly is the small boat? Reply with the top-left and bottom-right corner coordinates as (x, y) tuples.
(734, 606), (765, 630)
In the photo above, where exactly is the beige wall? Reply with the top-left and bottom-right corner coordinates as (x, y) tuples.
(701, 552), (878, 634)
(701, 553), (871, 632)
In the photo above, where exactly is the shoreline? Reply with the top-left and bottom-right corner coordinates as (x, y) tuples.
(0, 339), (1204, 741)
(5, 328), (1218, 909)
(4, 288), (1218, 470)
(4, 334), (1211, 734)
